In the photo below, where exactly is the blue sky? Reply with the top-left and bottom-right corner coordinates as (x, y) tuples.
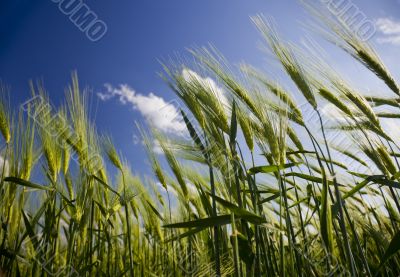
(1, 0), (400, 176)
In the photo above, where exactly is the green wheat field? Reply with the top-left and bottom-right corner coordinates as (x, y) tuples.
(1, 4), (400, 277)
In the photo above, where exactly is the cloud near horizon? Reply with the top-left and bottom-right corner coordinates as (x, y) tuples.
(98, 84), (187, 135)
(375, 17), (400, 46)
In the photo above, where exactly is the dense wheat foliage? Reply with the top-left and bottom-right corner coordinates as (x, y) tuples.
(2, 5), (400, 277)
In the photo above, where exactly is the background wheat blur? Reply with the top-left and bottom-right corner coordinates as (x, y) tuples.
(1, 4), (400, 277)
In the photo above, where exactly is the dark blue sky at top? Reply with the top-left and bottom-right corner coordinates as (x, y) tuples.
(1, 0), (399, 176)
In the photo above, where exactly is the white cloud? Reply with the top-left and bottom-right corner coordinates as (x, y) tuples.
(156, 181), (167, 191)
(186, 182), (197, 195)
(97, 92), (113, 101)
(98, 84), (186, 135)
(375, 17), (400, 46)
(132, 134), (140, 145)
(376, 18), (400, 35)
(98, 71), (227, 138)
(150, 139), (163, 155)
(166, 184), (178, 196)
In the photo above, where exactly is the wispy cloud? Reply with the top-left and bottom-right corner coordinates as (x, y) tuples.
(98, 84), (186, 134)
(375, 17), (400, 46)
(151, 138), (164, 154)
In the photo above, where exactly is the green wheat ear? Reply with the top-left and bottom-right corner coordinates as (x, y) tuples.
(303, 0), (400, 96)
(318, 87), (353, 117)
(242, 64), (303, 120)
(137, 122), (168, 189)
(252, 15), (318, 110)
(104, 136), (123, 170)
(0, 88), (10, 144)
(237, 106), (254, 152)
(155, 131), (188, 197)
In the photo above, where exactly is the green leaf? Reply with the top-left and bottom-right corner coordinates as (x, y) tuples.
(55, 186), (75, 207)
(286, 150), (315, 155)
(94, 200), (108, 217)
(15, 201), (50, 256)
(259, 187), (294, 204)
(4, 177), (53, 191)
(248, 163), (299, 175)
(347, 171), (370, 178)
(229, 100), (237, 143)
(163, 215), (231, 229)
(343, 175), (388, 200)
(375, 178), (400, 190)
(164, 227), (205, 243)
(212, 194), (266, 225)
(284, 172), (334, 185)
(378, 230), (400, 271)
(259, 192), (280, 204)
(376, 112), (400, 118)
(319, 170), (333, 253)
(392, 171), (400, 180)
(146, 200), (164, 221)
(242, 189), (275, 194)
(288, 197), (309, 209)
(197, 184), (213, 216)
(234, 232), (254, 267)
(181, 110), (206, 155)
(21, 210), (42, 257)
(92, 175), (121, 197)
